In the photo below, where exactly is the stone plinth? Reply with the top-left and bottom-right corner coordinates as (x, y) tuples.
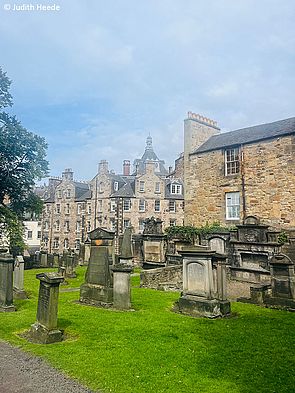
(13, 256), (27, 300)
(174, 249), (230, 318)
(0, 251), (16, 312)
(29, 272), (64, 344)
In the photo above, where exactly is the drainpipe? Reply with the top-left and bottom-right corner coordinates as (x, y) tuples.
(94, 177), (98, 228)
(240, 145), (246, 222)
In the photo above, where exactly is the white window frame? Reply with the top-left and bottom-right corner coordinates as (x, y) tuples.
(66, 189), (71, 198)
(154, 200), (160, 212)
(225, 192), (240, 220)
(110, 200), (116, 212)
(170, 184), (182, 195)
(123, 199), (131, 211)
(66, 203), (70, 214)
(65, 220), (70, 232)
(56, 204), (61, 214)
(169, 200), (176, 212)
(114, 181), (119, 192)
(139, 181), (145, 192)
(123, 219), (130, 229)
(139, 199), (145, 212)
(225, 148), (240, 176)
(155, 182), (160, 193)
(64, 239), (69, 249)
(56, 220), (60, 231)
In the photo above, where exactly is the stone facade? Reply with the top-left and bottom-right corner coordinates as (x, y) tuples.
(184, 113), (295, 230)
(41, 137), (184, 254)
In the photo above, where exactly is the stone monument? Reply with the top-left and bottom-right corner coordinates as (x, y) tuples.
(13, 255), (27, 299)
(174, 248), (231, 318)
(0, 249), (16, 312)
(111, 264), (133, 310)
(142, 217), (167, 268)
(65, 251), (77, 278)
(29, 272), (64, 344)
(80, 227), (115, 306)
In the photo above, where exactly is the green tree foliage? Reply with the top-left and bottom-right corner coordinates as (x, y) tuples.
(0, 67), (49, 254)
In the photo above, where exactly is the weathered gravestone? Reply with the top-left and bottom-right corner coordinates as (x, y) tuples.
(263, 254), (295, 310)
(142, 217), (166, 268)
(111, 264), (133, 310)
(174, 248), (230, 318)
(0, 250), (16, 312)
(13, 255), (27, 299)
(29, 272), (64, 343)
(80, 228), (115, 306)
(40, 252), (48, 267)
(65, 251), (77, 278)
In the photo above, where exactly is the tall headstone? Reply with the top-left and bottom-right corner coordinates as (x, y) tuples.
(0, 250), (16, 312)
(111, 265), (132, 310)
(65, 252), (77, 278)
(13, 255), (27, 299)
(80, 227), (115, 306)
(40, 252), (48, 267)
(29, 272), (64, 344)
(119, 227), (133, 266)
(174, 248), (230, 318)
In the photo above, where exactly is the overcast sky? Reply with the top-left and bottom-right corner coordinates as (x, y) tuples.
(1, 0), (294, 181)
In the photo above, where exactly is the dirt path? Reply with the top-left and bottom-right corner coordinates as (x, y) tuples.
(0, 341), (96, 393)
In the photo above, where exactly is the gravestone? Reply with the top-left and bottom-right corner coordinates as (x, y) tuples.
(142, 217), (166, 268)
(40, 252), (48, 267)
(13, 256), (27, 299)
(65, 252), (77, 278)
(119, 227), (133, 266)
(0, 250), (16, 312)
(80, 227), (115, 306)
(29, 272), (64, 344)
(53, 253), (59, 267)
(84, 239), (91, 265)
(174, 248), (230, 318)
(111, 264), (133, 310)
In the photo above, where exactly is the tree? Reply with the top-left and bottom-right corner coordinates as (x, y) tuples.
(0, 67), (49, 254)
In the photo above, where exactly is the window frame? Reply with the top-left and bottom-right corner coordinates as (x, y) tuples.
(154, 199), (160, 212)
(225, 192), (240, 220)
(225, 147), (240, 176)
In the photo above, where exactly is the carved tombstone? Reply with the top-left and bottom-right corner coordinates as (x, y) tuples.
(174, 249), (230, 318)
(80, 227), (115, 306)
(142, 217), (166, 267)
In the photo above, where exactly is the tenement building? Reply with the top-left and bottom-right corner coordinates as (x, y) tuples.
(41, 136), (184, 253)
(184, 112), (295, 230)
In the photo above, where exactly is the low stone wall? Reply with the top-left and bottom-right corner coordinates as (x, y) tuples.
(140, 266), (182, 291)
(227, 267), (270, 300)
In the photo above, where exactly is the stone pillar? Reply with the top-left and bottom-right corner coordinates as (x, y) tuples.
(0, 251), (16, 312)
(111, 265), (132, 310)
(29, 272), (64, 344)
(13, 256), (27, 299)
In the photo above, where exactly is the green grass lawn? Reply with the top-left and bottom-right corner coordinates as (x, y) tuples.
(0, 266), (295, 393)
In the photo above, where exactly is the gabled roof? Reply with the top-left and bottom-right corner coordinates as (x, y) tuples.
(194, 117), (295, 154)
(111, 181), (135, 198)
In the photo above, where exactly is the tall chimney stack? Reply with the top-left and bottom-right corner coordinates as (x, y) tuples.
(123, 160), (130, 176)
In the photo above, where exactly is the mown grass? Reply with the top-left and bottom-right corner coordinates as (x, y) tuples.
(0, 267), (294, 393)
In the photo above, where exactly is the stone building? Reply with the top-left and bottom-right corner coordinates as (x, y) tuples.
(184, 112), (295, 230)
(41, 136), (184, 253)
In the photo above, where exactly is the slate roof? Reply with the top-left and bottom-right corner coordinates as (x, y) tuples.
(133, 136), (168, 176)
(111, 181), (135, 198)
(194, 117), (295, 154)
(75, 189), (91, 201)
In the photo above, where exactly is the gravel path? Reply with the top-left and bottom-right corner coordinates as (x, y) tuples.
(0, 341), (96, 393)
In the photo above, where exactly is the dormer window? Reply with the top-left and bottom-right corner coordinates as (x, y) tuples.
(170, 184), (182, 195)
(114, 181), (119, 191)
(225, 148), (240, 175)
